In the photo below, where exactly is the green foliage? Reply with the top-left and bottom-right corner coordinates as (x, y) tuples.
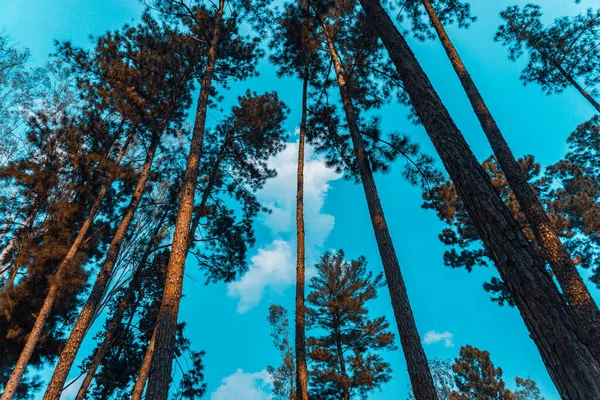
(306, 251), (396, 399)
(409, 347), (545, 400)
(397, 0), (476, 41)
(266, 304), (296, 400)
(423, 117), (600, 304)
(495, 4), (600, 96)
(451, 345), (513, 400)
(190, 91), (288, 283)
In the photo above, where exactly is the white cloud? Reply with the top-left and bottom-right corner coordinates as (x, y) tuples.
(257, 140), (341, 249)
(423, 330), (454, 348)
(210, 369), (273, 400)
(227, 240), (295, 313)
(227, 140), (341, 313)
(58, 376), (82, 399)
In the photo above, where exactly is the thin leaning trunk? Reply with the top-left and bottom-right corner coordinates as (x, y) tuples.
(145, 2), (225, 398)
(0, 211), (37, 295)
(131, 144), (225, 398)
(320, 22), (438, 400)
(131, 328), (156, 400)
(43, 134), (159, 400)
(421, 0), (600, 360)
(554, 63), (600, 113)
(294, 60), (310, 400)
(335, 325), (349, 400)
(0, 202), (28, 267)
(74, 221), (167, 400)
(357, 0), (600, 396)
(1, 135), (133, 400)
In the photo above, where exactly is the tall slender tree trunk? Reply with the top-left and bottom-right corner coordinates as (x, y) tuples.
(334, 324), (350, 400)
(0, 211), (37, 295)
(0, 134), (133, 400)
(357, 0), (600, 396)
(554, 63), (600, 113)
(294, 52), (310, 400)
(74, 220), (167, 400)
(320, 21), (438, 400)
(145, 3), (225, 398)
(130, 148), (223, 399)
(131, 328), (156, 400)
(421, 0), (600, 360)
(43, 134), (158, 400)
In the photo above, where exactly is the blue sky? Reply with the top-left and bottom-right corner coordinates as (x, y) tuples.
(2, 0), (599, 399)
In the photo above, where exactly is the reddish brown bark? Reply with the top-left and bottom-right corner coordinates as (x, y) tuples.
(131, 328), (156, 400)
(294, 70), (309, 400)
(144, 2), (225, 398)
(43, 134), (158, 400)
(357, 0), (600, 396)
(74, 220), (166, 400)
(321, 21), (438, 400)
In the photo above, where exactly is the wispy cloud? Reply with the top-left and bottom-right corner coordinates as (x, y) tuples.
(227, 240), (294, 313)
(423, 330), (454, 348)
(210, 369), (273, 400)
(227, 139), (341, 313)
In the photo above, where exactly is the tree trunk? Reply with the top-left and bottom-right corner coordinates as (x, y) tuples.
(0, 133), (133, 400)
(0, 239), (16, 275)
(357, 0), (600, 396)
(0, 211), (37, 295)
(43, 134), (158, 400)
(132, 142), (222, 399)
(421, 0), (600, 360)
(131, 328), (156, 400)
(554, 63), (600, 113)
(295, 58), (310, 400)
(334, 323), (350, 400)
(74, 220), (166, 400)
(320, 21), (438, 400)
(145, 2), (225, 398)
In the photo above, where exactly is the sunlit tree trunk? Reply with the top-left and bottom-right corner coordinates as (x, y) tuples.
(357, 0), (600, 396)
(131, 328), (156, 400)
(43, 134), (158, 400)
(421, 0), (600, 360)
(320, 21), (438, 400)
(294, 48), (310, 400)
(145, 2), (225, 398)
(74, 220), (167, 400)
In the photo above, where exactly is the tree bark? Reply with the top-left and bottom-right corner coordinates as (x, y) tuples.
(0, 134), (133, 400)
(357, 0), (600, 397)
(421, 0), (600, 360)
(74, 219), (166, 400)
(334, 323), (350, 400)
(131, 328), (156, 400)
(43, 134), (158, 400)
(320, 21), (438, 400)
(145, 2), (225, 398)
(294, 54), (310, 400)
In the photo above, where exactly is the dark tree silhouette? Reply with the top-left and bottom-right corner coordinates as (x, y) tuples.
(496, 4), (600, 112)
(355, 0), (600, 395)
